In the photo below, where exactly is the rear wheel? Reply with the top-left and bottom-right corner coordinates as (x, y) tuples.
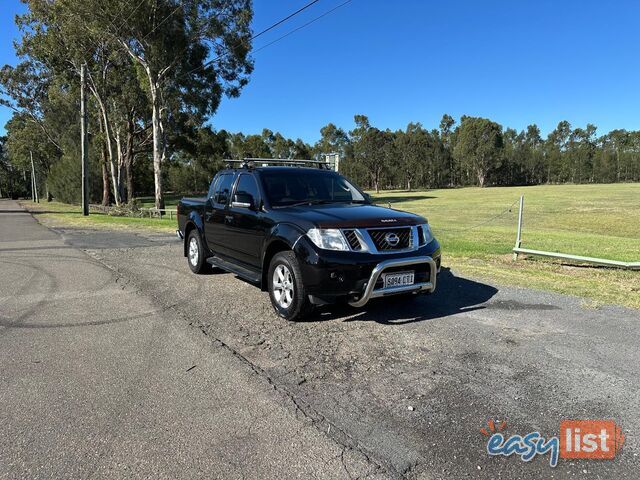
(187, 230), (208, 274)
(268, 251), (313, 320)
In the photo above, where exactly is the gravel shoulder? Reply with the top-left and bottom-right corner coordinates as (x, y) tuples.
(85, 227), (638, 479)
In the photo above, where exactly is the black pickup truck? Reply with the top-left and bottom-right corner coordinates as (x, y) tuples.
(177, 161), (441, 320)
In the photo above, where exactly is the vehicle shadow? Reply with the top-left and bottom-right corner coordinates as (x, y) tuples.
(371, 194), (437, 204)
(303, 268), (498, 325)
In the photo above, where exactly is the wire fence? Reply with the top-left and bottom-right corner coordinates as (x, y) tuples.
(434, 199), (520, 234)
(89, 204), (177, 220)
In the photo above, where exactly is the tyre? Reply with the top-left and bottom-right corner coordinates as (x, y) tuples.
(186, 230), (208, 274)
(268, 251), (313, 320)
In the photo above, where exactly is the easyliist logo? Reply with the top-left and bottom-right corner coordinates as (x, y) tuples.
(481, 419), (625, 467)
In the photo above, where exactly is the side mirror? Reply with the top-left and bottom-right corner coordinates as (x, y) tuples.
(231, 193), (255, 210)
(363, 193), (373, 203)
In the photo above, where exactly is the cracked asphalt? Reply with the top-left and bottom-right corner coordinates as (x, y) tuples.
(1, 198), (638, 479)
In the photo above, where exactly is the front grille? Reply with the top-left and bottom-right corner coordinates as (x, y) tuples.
(368, 228), (412, 251)
(343, 229), (361, 251)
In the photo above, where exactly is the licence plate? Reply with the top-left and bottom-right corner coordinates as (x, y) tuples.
(383, 271), (415, 288)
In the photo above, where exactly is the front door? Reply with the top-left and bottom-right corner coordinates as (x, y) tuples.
(225, 173), (266, 268)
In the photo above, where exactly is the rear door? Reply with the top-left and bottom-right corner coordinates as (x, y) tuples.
(225, 173), (268, 268)
(204, 172), (236, 256)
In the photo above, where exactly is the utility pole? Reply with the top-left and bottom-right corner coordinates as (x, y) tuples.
(29, 162), (33, 202)
(80, 63), (89, 216)
(30, 150), (39, 203)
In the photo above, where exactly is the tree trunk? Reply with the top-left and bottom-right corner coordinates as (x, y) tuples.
(149, 80), (165, 210)
(477, 169), (486, 188)
(124, 123), (135, 203)
(115, 129), (126, 202)
(126, 154), (135, 203)
(93, 91), (121, 205)
(98, 117), (111, 206)
(101, 161), (110, 206)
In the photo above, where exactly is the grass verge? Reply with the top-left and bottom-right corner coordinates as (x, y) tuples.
(20, 200), (176, 233)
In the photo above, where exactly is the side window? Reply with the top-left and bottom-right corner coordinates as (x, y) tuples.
(214, 174), (234, 205)
(208, 175), (221, 200)
(234, 174), (260, 204)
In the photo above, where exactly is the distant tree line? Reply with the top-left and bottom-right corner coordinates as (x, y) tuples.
(164, 114), (640, 194)
(1, 2), (639, 203)
(330, 114), (640, 192)
(3, 111), (640, 202)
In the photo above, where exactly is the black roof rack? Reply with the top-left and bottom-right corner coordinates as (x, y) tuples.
(224, 158), (332, 170)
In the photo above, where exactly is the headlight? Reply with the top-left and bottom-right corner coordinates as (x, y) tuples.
(419, 223), (434, 245)
(307, 228), (349, 251)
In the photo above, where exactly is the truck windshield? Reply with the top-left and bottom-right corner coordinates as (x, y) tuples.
(261, 170), (366, 207)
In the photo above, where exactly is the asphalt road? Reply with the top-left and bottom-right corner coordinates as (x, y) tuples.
(0, 198), (637, 479)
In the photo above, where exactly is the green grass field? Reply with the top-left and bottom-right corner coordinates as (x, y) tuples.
(20, 183), (640, 309)
(371, 184), (639, 309)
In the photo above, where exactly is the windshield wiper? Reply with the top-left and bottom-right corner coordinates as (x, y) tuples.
(286, 200), (334, 207)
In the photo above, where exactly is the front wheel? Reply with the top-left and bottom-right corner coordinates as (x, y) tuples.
(268, 251), (313, 321)
(187, 230), (208, 274)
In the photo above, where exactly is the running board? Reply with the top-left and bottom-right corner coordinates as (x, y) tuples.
(207, 256), (261, 284)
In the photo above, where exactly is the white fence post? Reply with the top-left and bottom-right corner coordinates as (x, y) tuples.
(513, 195), (524, 261)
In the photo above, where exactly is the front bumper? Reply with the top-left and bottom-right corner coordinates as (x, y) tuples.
(347, 256), (437, 307)
(293, 235), (441, 306)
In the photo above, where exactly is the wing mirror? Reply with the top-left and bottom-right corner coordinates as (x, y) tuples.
(231, 193), (255, 210)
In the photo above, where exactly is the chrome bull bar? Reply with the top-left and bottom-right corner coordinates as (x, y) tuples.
(348, 256), (437, 308)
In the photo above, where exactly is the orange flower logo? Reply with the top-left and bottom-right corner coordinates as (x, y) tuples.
(480, 419), (507, 437)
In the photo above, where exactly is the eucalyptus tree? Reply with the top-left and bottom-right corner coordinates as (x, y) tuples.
(395, 123), (430, 191)
(0, 63), (63, 155)
(453, 117), (504, 187)
(524, 124), (544, 184)
(84, 0), (254, 209)
(439, 114), (456, 186)
(8, 0), (134, 205)
(314, 123), (350, 159)
(545, 121), (571, 183)
(349, 115), (392, 192)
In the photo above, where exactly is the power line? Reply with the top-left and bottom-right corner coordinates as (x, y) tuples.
(252, 0), (321, 40)
(253, 0), (352, 54)
(146, 0), (321, 67)
(436, 199), (520, 233)
(181, 0), (351, 79)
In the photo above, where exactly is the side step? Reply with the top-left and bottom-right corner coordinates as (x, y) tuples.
(207, 256), (261, 284)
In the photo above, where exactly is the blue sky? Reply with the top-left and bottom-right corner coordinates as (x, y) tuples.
(2, 0), (640, 142)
